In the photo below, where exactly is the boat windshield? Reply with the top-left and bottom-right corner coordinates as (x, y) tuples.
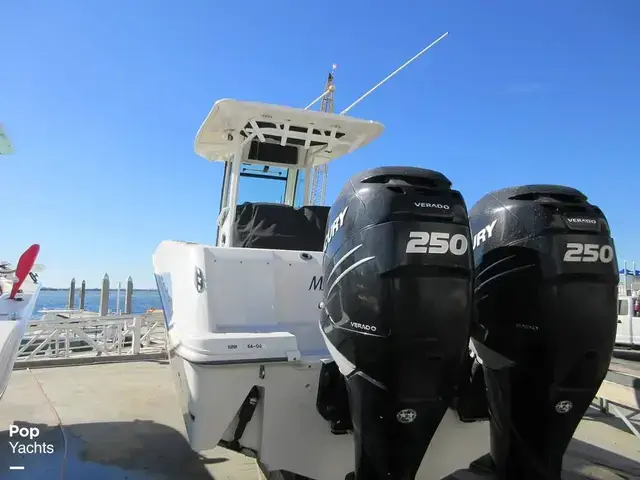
(235, 163), (305, 207)
(294, 169), (305, 207)
(238, 163), (288, 204)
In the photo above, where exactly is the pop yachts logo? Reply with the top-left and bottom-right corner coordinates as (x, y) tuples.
(8, 425), (55, 455)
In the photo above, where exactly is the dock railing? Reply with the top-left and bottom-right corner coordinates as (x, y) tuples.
(594, 379), (640, 440)
(15, 310), (167, 366)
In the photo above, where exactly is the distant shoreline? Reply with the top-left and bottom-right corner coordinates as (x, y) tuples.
(41, 288), (158, 292)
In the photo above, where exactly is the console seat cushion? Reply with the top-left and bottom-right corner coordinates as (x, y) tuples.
(232, 202), (330, 251)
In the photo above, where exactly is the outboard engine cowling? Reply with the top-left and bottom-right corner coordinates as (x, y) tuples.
(319, 166), (474, 480)
(468, 185), (619, 480)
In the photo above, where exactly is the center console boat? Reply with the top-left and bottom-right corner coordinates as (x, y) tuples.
(152, 99), (490, 480)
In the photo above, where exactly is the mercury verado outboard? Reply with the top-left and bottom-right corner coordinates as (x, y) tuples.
(319, 167), (474, 480)
(465, 185), (619, 480)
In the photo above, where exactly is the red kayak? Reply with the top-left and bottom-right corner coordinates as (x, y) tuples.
(8, 244), (40, 300)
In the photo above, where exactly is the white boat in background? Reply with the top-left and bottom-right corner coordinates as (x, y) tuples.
(0, 250), (43, 399)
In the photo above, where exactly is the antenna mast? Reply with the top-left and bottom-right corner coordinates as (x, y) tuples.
(305, 31), (449, 205)
(309, 65), (336, 206)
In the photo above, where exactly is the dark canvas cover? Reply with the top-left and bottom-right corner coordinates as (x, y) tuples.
(231, 202), (330, 252)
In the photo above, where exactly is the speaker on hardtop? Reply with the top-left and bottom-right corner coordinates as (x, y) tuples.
(318, 166), (474, 479)
(466, 185), (619, 480)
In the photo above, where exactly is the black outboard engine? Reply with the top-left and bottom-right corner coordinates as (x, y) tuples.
(468, 185), (619, 480)
(319, 167), (474, 479)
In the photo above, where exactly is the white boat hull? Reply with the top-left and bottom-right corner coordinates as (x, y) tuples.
(169, 350), (489, 480)
(0, 281), (41, 399)
(155, 240), (490, 479)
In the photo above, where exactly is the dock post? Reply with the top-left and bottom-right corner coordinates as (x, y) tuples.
(125, 276), (133, 314)
(99, 273), (110, 316)
(79, 280), (86, 310)
(132, 315), (143, 354)
(116, 281), (122, 314)
(68, 278), (76, 309)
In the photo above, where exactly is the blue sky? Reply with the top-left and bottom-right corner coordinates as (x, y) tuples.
(2, 0), (639, 288)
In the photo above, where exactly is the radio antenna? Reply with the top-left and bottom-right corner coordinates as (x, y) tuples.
(304, 64), (337, 111)
(308, 65), (337, 205)
(340, 32), (449, 115)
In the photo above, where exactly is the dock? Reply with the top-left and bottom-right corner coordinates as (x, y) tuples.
(0, 360), (260, 480)
(1, 356), (639, 479)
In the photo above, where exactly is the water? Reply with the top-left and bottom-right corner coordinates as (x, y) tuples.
(34, 290), (162, 318)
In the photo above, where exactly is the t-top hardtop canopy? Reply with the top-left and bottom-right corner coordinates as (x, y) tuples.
(194, 99), (384, 168)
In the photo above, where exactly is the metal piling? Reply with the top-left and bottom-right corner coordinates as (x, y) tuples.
(125, 276), (133, 314)
(79, 280), (86, 310)
(99, 274), (110, 316)
(68, 278), (76, 309)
